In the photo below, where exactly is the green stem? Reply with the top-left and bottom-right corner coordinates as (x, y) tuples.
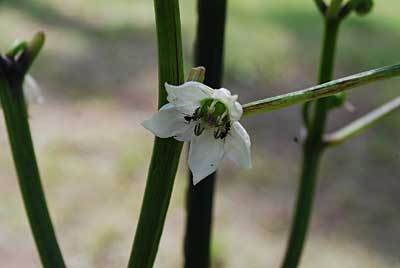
(324, 96), (400, 146)
(6, 40), (28, 58)
(184, 1), (227, 267)
(18, 32), (46, 74)
(242, 62), (400, 117)
(327, 0), (344, 19)
(340, 0), (365, 18)
(0, 33), (66, 268)
(127, 1), (184, 267)
(281, 17), (341, 268)
(313, 0), (327, 14)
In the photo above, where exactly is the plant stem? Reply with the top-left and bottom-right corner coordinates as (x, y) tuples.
(0, 33), (66, 268)
(184, 1), (227, 267)
(6, 40), (28, 58)
(281, 17), (341, 268)
(127, 1), (184, 267)
(327, 0), (344, 19)
(324, 96), (400, 146)
(242, 62), (400, 117)
(314, 0), (327, 14)
(340, 0), (365, 18)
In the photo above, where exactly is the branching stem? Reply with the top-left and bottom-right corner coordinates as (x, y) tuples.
(280, 13), (341, 268)
(242, 63), (400, 117)
(324, 96), (400, 146)
(0, 32), (66, 268)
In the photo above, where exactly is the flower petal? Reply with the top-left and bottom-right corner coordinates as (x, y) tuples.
(189, 131), (225, 185)
(174, 121), (196, 141)
(225, 122), (252, 169)
(212, 88), (243, 121)
(142, 103), (191, 138)
(23, 75), (44, 104)
(165, 81), (213, 114)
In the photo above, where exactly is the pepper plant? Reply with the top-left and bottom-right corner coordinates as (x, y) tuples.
(0, 0), (398, 268)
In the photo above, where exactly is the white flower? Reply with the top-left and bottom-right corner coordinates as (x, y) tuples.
(23, 75), (44, 105)
(143, 81), (251, 185)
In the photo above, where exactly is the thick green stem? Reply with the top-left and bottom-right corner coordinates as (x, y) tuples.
(184, 1), (227, 267)
(127, 1), (184, 267)
(0, 33), (66, 268)
(327, 0), (344, 19)
(281, 146), (323, 268)
(281, 18), (341, 268)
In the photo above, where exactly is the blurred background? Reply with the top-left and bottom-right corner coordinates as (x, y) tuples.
(0, 0), (399, 267)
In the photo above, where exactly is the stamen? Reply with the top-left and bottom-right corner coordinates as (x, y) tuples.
(208, 99), (218, 113)
(216, 110), (228, 125)
(218, 122), (231, 140)
(214, 128), (221, 139)
(193, 107), (201, 118)
(194, 123), (205, 136)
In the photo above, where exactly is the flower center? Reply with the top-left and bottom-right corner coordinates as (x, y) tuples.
(185, 99), (231, 139)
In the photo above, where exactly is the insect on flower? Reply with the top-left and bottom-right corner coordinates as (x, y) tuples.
(143, 81), (251, 185)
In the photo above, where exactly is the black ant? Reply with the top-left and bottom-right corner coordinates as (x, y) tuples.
(214, 122), (231, 139)
(184, 107), (202, 123)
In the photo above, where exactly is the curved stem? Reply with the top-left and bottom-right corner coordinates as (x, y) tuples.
(184, 1), (227, 267)
(6, 40), (28, 58)
(324, 96), (400, 146)
(0, 34), (66, 267)
(127, 1), (184, 267)
(281, 17), (341, 268)
(0, 78), (66, 268)
(340, 0), (364, 19)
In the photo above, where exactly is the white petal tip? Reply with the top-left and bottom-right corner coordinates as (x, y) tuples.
(164, 82), (174, 90)
(141, 118), (160, 136)
(192, 175), (205, 186)
(141, 120), (152, 132)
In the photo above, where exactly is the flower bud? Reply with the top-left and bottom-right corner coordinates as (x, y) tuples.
(355, 0), (373, 16)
